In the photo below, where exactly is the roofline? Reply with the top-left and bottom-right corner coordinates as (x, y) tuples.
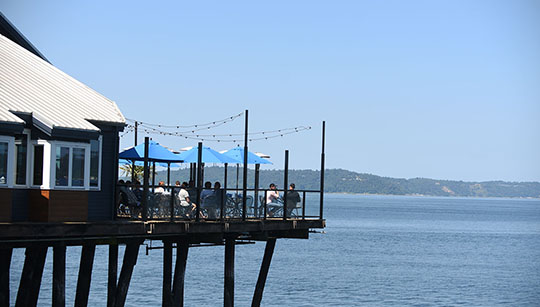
(0, 12), (49, 63)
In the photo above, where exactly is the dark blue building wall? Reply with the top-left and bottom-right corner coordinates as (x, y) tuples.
(11, 189), (28, 221)
(88, 127), (120, 221)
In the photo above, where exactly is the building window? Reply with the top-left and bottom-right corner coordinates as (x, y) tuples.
(15, 134), (28, 185)
(90, 139), (100, 187)
(0, 142), (8, 185)
(33, 145), (44, 186)
(72, 148), (85, 187)
(55, 146), (70, 186)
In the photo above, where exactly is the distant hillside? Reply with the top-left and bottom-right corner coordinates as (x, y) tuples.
(147, 167), (540, 198)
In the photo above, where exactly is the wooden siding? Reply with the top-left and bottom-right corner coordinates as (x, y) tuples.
(0, 189), (12, 222)
(11, 189), (29, 221)
(29, 190), (88, 222)
(88, 128), (119, 221)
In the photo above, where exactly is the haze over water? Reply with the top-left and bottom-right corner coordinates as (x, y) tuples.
(10, 194), (540, 306)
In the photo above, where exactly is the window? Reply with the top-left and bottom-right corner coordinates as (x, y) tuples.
(33, 145), (44, 186)
(90, 139), (100, 187)
(72, 148), (85, 187)
(0, 142), (8, 185)
(15, 134), (28, 185)
(55, 146), (70, 186)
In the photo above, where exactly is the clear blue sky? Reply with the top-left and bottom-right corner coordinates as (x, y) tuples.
(2, 0), (539, 182)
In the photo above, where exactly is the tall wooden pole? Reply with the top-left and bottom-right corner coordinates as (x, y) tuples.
(283, 150), (289, 220)
(319, 121), (325, 219)
(52, 244), (66, 307)
(196, 142), (202, 222)
(108, 244), (118, 307)
(142, 137), (149, 221)
(0, 248), (12, 307)
(242, 110), (248, 220)
(162, 241), (172, 307)
(251, 238), (276, 307)
(172, 239), (189, 307)
(224, 238), (235, 307)
(16, 245), (47, 307)
(75, 243), (96, 307)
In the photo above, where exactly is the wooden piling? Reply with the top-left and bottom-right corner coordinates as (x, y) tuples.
(0, 248), (13, 307)
(251, 238), (276, 307)
(224, 238), (235, 307)
(108, 244), (119, 307)
(172, 239), (189, 307)
(75, 243), (96, 307)
(162, 241), (173, 307)
(53, 244), (66, 307)
(16, 245), (47, 307)
(114, 241), (141, 307)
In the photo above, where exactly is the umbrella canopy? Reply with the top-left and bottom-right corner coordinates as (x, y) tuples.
(119, 141), (183, 163)
(222, 147), (272, 165)
(175, 146), (238, 164)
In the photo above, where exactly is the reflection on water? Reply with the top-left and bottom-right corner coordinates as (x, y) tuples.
(9, 194), (540, 306)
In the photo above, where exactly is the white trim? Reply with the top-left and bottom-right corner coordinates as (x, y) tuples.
(13, 129), (31, 187)
(89, 136), (102, 190)
(50, 141), (90, 190)
(0, 135), (15, 187)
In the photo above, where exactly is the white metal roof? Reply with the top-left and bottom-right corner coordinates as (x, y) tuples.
(0, 34), (125, 132)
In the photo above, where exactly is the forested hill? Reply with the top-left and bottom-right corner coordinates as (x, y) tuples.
(151, 167), (540, 198)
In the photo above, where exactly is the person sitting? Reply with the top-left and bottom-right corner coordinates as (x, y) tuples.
(285, 183), (301, 218)
(200, 181), (217, 219)
(155, 181), (166, 194)
(266, 183), (281, 217)
(177, 181), (197, 218)
(213, 181), (223, 217)
(132, 180), (142, 201)
(117, 180), (141, 218)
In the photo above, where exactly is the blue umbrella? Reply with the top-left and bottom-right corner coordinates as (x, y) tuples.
(175, 146), (238, 164)
(221, 147), (272, 165)
(119, 159), (180, 168)
(119, 141), (183, 163)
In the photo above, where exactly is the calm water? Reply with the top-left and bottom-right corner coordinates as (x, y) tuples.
(9, 194), (540, 306)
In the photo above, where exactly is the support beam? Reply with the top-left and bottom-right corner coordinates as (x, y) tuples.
(75, 243), (96, 307)
(53, 244), (66, 307)
(251, 238), (276, 307)
(224, 238), (235, 307)
(162, 241), (173, 307)
(114, 242), (141, 307)
(15, 245), (48, 307)
(0, 248), (13, 307)
(108, 244), (119, 307)
(172, 239), (189, 307)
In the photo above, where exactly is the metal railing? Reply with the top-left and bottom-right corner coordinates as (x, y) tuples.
(116, 184), (323, 221)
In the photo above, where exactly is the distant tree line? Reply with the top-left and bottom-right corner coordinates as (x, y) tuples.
(144, 167), (540, 198)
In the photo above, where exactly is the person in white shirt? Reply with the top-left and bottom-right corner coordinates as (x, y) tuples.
(177, 181), (196, 218)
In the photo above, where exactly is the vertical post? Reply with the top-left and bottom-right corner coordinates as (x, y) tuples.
(16, 245), (47, 307)
(254, 164), (260, 218)
(132, 121), (138, 182)
(242, 109), (249, 221)
(224, 237), (235, 307)
(114, 242), (141, 307)
(263, 191), (267, 220)
(107, 244), (118, 307)
(319, 121), (325, 220)
(283, 150), (289, 220)
(167, 163), (171, 187)
(0, 248), (13, 307)
(302, 191), (306, 219)
(162, 241), (172, 307)
(172, 239), (189, 307)
(142, 137), (150, 221)
(53, 244), (66, 307)
(152, 162), (156, 193)
(223, 163), (228, 190)
(196, 142), (202, 222)
(75, 243), (96, 307)
(251, 238), (277, 307)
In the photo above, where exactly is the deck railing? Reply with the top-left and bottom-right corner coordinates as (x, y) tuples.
(116, 183), (323, 221)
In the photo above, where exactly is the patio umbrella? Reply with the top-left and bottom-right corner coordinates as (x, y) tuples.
(175, 146), (238, 164)
(119, 141), (183, 186)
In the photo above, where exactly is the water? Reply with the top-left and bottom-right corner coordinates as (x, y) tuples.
(9, 194), (540, 306)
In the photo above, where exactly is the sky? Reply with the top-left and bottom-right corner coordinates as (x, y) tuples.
(2, 0), (539, 182)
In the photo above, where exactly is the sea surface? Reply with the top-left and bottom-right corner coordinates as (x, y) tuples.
(9, 194), (540, 306)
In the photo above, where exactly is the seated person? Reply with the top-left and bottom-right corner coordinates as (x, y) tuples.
(266, 183), (281, 217)
(155, 181), (166, 194)
(285, 183), (301, 217)
(117, 180), (141, 217)
(177, 182), (197, 218)
(200, 181), (218, 219)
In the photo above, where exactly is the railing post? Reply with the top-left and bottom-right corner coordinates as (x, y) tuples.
(242, 110), (249, 221)
(142, 137), (149, 221)
(283, 150), (288, 220)
(302, 191), (306, 220)
(319, 121), (325, 220)
(254, 164), (260, 218)
(196, 142), (202, 222)
(263, 191), (267, 220)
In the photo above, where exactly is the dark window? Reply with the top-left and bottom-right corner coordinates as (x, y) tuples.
(90, 139), (100, 187)
(33, 145), (44, 186)
(56, 146), (69, 186)
(15, 134), (27, 185)
(72, 148), (85, 187)
(0, 142), (8, 184)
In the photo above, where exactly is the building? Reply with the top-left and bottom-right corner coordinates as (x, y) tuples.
(0, 13), (125, 222)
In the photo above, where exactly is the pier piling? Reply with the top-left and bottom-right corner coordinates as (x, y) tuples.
(0, 248), (13, 307)
(16, 245), (47, 307)
(251, 238), (276, 307)
(53, 244), (66, 307)
(172, 239), (189, 307)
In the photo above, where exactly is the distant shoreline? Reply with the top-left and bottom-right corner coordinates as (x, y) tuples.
(326, 192), (540, 200)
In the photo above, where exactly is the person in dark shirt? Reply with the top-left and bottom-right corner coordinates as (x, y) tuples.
(285, 183), (301, 218)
